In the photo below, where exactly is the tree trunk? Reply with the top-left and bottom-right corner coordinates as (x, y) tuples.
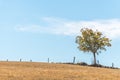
(93, 53), (96, 65)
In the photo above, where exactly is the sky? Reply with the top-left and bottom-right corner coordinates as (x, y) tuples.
(0, 0), (120, 67)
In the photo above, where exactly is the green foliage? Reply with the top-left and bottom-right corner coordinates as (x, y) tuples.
(76, 28), (111, 64)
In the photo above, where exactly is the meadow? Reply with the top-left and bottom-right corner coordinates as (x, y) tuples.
(0, 61), (120, 80)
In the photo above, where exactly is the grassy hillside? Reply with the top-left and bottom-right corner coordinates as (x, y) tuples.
(0, 61), (119, 80)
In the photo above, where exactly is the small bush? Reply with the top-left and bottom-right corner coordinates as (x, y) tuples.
(90, 64), (103, 67)
(77, 62), (88, 66)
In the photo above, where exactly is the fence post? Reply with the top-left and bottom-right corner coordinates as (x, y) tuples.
(48, 58), (49, 63)
(30, 59), (32, 62)
(20, 59), (22, 62)
(97, 60), (99, 64)
(112, 63), (114, 68)
(73, 57), (76, 64)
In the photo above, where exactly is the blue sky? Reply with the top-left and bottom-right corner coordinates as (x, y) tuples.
(0, 0), (120, 67)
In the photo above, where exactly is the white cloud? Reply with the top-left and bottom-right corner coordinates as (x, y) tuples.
(15, 17), (120, 39)
(15, 25), (52, 33)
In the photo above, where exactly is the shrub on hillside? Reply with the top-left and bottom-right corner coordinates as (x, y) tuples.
(77, 62), (88, 66)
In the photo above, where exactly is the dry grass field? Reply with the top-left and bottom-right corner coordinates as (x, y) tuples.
(0, 61), (120, 80)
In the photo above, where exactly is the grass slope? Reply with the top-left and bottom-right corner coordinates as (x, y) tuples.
(0, 61), (119, 80)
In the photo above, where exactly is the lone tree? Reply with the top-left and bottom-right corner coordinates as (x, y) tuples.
(76, 28), (111, 65)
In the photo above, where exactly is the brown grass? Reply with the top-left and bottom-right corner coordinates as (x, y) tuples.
(0, 61), (119, 80)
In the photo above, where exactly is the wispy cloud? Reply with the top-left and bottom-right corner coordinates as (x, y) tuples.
(15, 25), (51, 33)
(15, 17), (120, 39)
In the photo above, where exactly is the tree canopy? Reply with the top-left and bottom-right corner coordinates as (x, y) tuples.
(76, 28), (111, 65)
